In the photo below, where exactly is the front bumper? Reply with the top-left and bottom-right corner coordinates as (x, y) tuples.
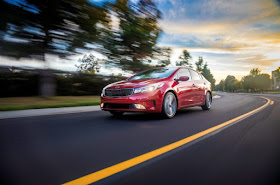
(100, 89), (164, 113)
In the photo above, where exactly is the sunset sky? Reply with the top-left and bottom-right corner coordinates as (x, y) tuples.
(1, 0), (280, 83)
(156, 0), (280, 82)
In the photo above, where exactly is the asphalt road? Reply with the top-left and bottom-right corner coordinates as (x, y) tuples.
(0, 93), (280, 185)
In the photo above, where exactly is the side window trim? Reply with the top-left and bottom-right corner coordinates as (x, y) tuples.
(189, 69), (195, 80)
(187, 69), (193, 80)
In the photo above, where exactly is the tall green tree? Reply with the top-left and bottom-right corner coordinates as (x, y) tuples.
(255, 73), (271, 92)
(233, 80), (242, 90)
(202, 62), (216, 88)
(195, 56), (204, 72)
(242, 75), (255, 91)
(102, 0), (162, 72)
(0, 0), (108, 96)
(176, 49), (192, 67)
(195, 56), (216, 88)
(224, 75), (238, 92)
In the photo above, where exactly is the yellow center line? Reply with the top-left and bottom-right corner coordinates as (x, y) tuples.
(63, 97), (271, 185)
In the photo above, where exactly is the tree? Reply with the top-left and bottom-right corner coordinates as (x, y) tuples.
(274, 67), (280, 82)
(233, 80), (242, 90)
(255, 74), (271, 92)
(215, 80), (225, 91)
(0, 0), (108, 96)
(242, 75), (254, 92)
(194, 56), (216, 88)
(195, 56), (204, 72)
(242, 69), (271, 92)
(202, 62), (216, 88)
(152, 47), (172, 67)
(101, 0), (162, 73)
(224, 75), (238, 92)
(250, 68), (261, 77)
(176, 49), (192, 67)
(76, 54), (101, 74)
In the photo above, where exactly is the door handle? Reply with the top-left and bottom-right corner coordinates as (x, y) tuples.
(192, 84), (196, 87)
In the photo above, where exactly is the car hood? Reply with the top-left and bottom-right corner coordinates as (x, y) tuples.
(105, 78), (165, 89)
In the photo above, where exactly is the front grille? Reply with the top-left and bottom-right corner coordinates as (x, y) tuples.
(103, 103), (135, 109)
(105, 88), (134, 97)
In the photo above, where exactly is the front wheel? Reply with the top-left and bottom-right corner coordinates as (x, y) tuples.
(201, 92), (212, 110)
(109, 111), (124, 116)
(162, 92), (177, 119)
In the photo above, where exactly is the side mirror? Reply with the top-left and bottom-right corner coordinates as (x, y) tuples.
(177, 76), (189, 81)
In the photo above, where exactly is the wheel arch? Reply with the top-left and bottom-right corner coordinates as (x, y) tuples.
(208, 90), (212, 97)
(205, 90), (212, 102)
(164, 89), (179, 109)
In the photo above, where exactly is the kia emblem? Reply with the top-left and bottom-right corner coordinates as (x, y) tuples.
(115, 86), (120, 88)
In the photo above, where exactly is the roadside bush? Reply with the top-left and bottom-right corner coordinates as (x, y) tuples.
(0, 69), (126, 97)
(0, 70), (39, 97)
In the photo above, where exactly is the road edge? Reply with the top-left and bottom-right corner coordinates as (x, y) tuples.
(0, 105), (101, 120)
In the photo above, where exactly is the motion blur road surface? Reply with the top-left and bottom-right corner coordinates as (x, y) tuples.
(1, 93), (280, 185)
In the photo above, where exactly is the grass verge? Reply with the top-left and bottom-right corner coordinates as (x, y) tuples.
(0, 96), (100, 111)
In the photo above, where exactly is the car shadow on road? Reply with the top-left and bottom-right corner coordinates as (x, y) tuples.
(104, 107), (204, 122)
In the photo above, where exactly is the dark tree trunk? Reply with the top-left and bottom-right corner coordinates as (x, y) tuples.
(39, 69), (56, 97)
(39, 28), (56, 97)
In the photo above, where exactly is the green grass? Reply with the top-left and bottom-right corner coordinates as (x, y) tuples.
(0, 96), (100, 111)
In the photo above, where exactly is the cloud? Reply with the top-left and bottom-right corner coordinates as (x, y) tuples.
(155, 0), (280, 82)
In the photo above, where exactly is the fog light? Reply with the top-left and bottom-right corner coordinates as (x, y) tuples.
(134, 104), (146, 109)
(100, 103), (104, 108)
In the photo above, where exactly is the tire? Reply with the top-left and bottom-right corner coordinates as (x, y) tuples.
(201, 92), (212, 110)
(162, 92), (177, 118)
(109, 111), (124, 116)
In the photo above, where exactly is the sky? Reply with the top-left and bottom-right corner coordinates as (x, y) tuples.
(1, 0), (280, 83)
(155, 0), (280, 82)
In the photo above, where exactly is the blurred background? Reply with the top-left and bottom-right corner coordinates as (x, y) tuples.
(0, 0), (280, 111)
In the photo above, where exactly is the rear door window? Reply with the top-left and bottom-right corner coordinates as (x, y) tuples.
(199, 74), (204, 80)
(190, 70), (201, 80)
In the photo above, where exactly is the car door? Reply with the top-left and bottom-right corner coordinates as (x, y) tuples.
(173, 68), (195, 107)
(189, 69), (204, 104)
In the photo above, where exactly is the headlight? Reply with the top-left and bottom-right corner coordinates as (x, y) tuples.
(134, 82), (164, 94)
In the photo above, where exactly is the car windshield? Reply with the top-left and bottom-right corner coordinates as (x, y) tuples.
(128, 68), (177, 81)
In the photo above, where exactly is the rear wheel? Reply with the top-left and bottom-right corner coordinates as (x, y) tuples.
(201, 92), (212, 110)
(109, 111), (124, 116)
(162, 92), (177, 118)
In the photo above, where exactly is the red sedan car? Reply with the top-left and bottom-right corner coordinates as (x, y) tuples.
(100, 67), (212, 118)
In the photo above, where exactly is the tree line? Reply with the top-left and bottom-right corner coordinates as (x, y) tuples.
(0, 67), (126, 97)
(215, 68), (276, 92)
(0, 0), (167, 96)
(76, 49), (216, 88)
(1, 0), (216, 96)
